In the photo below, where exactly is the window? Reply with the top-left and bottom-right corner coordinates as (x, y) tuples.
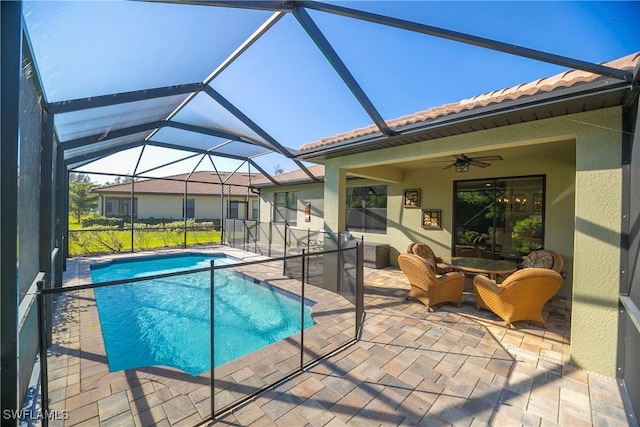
(345, 185), (387, 233)
(454, 175), (545, 259)
(274, 192), (297, 225)
(182, 198), (195, 219)
(252, 200), (259, 219)
(229, 201), (239, 219)
(104, 197), (137, 217)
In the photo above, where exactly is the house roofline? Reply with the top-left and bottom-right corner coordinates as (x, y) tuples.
(297, 79), (636, 162)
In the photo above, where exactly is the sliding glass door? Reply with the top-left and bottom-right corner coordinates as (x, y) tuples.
(454, 176), (545, 261)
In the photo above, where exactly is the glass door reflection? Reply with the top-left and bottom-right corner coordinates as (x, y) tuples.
(454, 176), (544, 261)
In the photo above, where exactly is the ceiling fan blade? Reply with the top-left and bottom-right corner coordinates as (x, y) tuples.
(469, 155), (503, 162)
(468, 160), (491, 168)
(443, 162), (457, 170)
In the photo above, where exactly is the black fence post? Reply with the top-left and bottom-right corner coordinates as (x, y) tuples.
(37, 279), (49, 427)
(300, 249), (306, 369)
(356, 240), (364, 338)
(337, 232), (342, 295)
(209, 259), (215, 419)
(243, 220), (247, 251)
(268, 221), (272, 257)
(130, 179), (135, 253)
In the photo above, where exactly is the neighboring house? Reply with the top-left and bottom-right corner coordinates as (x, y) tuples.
(93, 171), (261, 221)
(254, 164), (327, 231)
(255, 52), (640, 379)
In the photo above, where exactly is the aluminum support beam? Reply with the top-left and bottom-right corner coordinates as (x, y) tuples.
(304, 1), (633, 82)
(204, 11), (285, 84)
(40, 112), (54, 345)
(247, 159), (279, 186)
(293, 6), (393, 136)
(203, 86), (295, 158)
(1, 1), (23, 419)
(54, 146), (65, 288)
(146, 140), (261, 163)
(136, 151), (202, 176)
(39, 111), (55, 274)
(48, 82), (204, 114)
(61, 121), (164, 149)
(293, 160), (321, 181)
(166, 121), (260, 147)
(145, 0), (294, 12)
(65, 140), (147, 166)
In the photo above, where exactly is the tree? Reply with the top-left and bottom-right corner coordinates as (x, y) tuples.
(273, 164), (284, 175)
(69, 173), (99, 222)
(113, 175), (134, 184)
(69, 172), (93, 183)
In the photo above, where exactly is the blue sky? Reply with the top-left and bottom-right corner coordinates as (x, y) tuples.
(25, 1), (639, 181)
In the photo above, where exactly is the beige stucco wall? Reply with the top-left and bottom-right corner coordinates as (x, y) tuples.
(258, 182), (326, 246)
(318, 107), (622, 376)
(339, 143), (576, 296)
(99, 193), (258, 220)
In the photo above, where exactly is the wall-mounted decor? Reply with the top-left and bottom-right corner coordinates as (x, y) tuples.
(304, 202), (311, 222)
(422, 209), (441, 229)
(403, 189), (421, 208)
(533, 194), (543, 212)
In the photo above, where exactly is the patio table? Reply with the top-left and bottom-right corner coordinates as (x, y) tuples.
(441, 256), (518, 281)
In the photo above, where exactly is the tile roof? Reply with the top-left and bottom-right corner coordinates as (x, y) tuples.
(252, 164), (325, 187)
(299, 52), (640, 152)
(93, 171), (261, 196)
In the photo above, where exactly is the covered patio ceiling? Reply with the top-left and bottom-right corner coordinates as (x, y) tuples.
(23, 1), (638, 184)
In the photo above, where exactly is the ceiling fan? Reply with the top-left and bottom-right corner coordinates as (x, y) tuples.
(442, 154), (503, 172)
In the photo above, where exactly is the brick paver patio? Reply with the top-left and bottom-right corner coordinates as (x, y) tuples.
(44, 248), (631, 426)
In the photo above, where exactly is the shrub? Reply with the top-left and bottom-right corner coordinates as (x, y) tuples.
(84, 226), (125, 253)
(80, 213), (124, 228)
(133, 223), (154, 250)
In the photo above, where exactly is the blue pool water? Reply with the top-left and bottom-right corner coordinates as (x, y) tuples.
(91, 253), (315, 376)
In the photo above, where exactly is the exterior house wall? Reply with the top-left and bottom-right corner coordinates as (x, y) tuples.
(345, 144), (576, 296)
(259, 182), (326, 247)
(99, 192), (257, 220)
(318, 107), (622, 377)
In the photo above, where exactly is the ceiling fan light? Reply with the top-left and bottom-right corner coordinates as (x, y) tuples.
(455, 161), (469, 172)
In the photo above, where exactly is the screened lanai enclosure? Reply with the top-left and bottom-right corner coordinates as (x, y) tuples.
(2, 0), (640, 425)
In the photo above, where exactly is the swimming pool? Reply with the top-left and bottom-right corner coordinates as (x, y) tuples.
(91, 253), (315, 376)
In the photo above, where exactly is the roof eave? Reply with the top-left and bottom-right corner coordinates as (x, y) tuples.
(297, 79), (635, 162)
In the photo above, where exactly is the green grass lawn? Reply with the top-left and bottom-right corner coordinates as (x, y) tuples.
(68, 226), (222, 256)
(68, 215), (82, 230)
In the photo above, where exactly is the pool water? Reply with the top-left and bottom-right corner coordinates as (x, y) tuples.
(91, 254), (315, 376)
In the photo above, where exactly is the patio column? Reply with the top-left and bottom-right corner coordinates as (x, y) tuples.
(571, 109), (623, 377)
(322, 164), (347, 244)
(322, 164), (347, 292)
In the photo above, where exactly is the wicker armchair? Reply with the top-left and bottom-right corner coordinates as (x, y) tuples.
(407, 242), (454, 274)
(398, 253), (464, 311)
(473, 268), (563, 328)
(521, 249), (564, 274)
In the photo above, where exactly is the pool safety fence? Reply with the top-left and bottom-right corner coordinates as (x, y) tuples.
(223, 219), (347, 259)
(35, 243), (364, 425)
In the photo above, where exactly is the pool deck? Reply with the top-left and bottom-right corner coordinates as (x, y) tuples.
(47, 248), (632, 426)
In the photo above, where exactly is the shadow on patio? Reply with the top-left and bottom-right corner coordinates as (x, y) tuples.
(213, 266), (628, 426)
(47, 261), (630, 426)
